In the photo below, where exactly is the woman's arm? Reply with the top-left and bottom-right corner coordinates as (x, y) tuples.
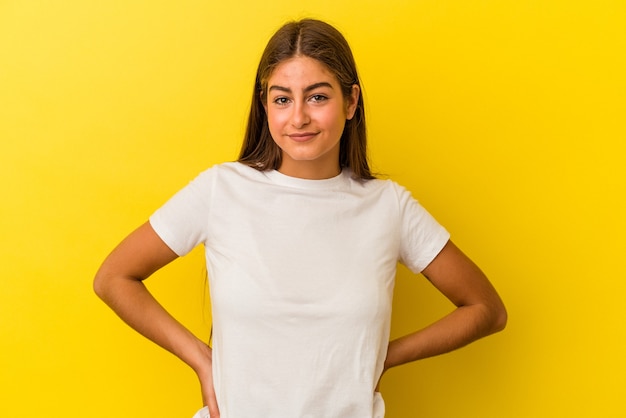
(384, 240), (507, 371)
(93, 221), (220, 417)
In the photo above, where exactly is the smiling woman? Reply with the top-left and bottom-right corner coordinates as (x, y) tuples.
(238, 19), (373, 181)
(263, 56), (360, 179)
(93, 18), (506, 418)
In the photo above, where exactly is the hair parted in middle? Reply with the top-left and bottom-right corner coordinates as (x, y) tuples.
(237, 18), (374, 180)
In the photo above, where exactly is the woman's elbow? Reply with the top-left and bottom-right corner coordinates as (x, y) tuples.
(93, 266), (118, 302)
(490, 301), (508, 333)
(93, 270), (109, 301)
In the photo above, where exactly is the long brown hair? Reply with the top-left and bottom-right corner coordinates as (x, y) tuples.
(237, 19), (374, 180)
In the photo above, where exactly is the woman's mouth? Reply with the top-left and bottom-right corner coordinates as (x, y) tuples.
(288, 132), (318, 142)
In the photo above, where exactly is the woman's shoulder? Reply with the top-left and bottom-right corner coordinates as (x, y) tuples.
(193, 161), (267, 183)
(352, 173), (405, 194)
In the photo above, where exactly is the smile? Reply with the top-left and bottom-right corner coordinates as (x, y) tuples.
(287, 132), (319, 142)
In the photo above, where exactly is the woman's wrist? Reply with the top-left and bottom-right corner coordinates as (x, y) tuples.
(187, 337), (213, 377)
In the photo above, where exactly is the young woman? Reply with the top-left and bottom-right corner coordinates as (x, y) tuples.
(94, 19), (507, 418)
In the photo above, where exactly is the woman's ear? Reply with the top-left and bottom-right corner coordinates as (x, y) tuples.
(345, 84), (360, 120)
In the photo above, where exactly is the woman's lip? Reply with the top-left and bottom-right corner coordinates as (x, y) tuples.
(287, 132), (318, 142)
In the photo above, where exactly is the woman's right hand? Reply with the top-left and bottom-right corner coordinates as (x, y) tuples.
(196, 343), (220, 418)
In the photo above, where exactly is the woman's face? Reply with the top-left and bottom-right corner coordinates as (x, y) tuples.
(264, 56), (359, 179)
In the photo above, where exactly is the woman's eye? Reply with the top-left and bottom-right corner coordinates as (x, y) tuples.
(310, 95), (327, 103)
(273, 97), (290, 105)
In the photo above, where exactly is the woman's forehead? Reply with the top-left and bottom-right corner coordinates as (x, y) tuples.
(267, 56), (337, 87)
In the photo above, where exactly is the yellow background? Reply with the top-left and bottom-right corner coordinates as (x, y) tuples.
(1, 1), (624, 417)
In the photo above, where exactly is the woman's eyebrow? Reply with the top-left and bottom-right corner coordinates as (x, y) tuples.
(268, 82), (334, 94)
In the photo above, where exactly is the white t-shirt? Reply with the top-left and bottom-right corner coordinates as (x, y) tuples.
(150, 162), (450, 418)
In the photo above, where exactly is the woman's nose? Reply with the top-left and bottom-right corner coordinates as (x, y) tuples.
(290, 102), (310, 128)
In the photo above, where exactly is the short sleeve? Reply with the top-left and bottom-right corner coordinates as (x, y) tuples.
(149, 169), (213, 256)
(395, 183), (450, 273)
